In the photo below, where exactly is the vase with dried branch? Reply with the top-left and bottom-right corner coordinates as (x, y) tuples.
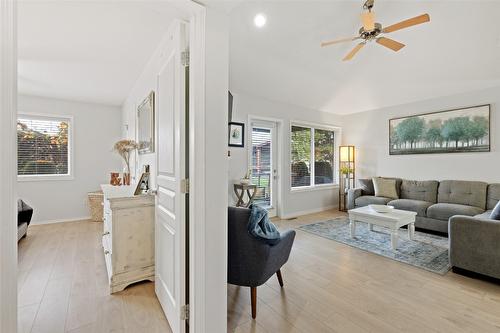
(113, 139), (139, 186)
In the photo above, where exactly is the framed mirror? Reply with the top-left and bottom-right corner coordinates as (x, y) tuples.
(137, 91), (155, 154)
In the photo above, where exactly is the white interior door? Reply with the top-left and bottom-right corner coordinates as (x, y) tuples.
(249, 120), (279, 217)
(155, 21), (187, 333)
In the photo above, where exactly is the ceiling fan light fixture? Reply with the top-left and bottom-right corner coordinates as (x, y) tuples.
(361, 11), (376, 31)
(320, 0), (430, 61)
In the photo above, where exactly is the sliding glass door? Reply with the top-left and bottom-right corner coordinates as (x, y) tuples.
(250, 120), (278, 217)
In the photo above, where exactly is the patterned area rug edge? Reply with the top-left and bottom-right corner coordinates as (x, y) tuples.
(298, 217), (451, 275)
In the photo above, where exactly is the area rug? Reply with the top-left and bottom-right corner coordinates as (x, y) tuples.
(299, 217), (450, 275)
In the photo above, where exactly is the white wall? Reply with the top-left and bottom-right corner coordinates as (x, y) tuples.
(121, 23), (179, 187)
(18, 95), (122, 223)
(1, 1), (18, 329)
(229, 93), (343, 218)
(342, 86), (500, 183)
(202, 7), (229, 332)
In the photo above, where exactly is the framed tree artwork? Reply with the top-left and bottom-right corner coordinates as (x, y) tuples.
(228, 122), (245, 147)
(389, 105), (490, 155)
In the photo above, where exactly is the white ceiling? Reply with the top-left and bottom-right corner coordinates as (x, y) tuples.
(18, 1), (185, 106)
(229, 0), (500, 115)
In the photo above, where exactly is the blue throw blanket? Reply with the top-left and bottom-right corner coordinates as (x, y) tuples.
(247, 205), (281, 245)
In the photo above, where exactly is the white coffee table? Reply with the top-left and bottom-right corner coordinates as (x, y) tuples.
(348, 206), (417, 250)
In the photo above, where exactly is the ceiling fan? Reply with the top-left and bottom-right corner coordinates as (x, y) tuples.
(321, 0), (430, 61)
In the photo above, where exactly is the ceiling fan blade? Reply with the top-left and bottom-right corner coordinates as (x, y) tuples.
(321, 36), (360, 47)
(376, 37), (405, 52)
(361, 11), (376, 31)
(343, 42), (366, 61)
(382, 13), (430, 33)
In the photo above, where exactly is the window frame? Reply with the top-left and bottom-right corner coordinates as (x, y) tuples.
(290, 121), (341, 192)
(17, 113), (74, 182)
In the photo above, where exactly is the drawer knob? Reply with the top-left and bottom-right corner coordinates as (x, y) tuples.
(102, 231), (110, 236)
(104, 250), (110, 255)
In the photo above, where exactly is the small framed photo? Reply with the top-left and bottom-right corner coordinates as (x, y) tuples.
(134, 172), (150, 195)
(228, 122), (245, 147)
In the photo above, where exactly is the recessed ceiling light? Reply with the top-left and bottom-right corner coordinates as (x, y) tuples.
(254, 14), (267, 28)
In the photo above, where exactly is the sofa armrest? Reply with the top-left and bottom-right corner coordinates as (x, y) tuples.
(449, 215), (500, 278)
(347, 188), (363, 210)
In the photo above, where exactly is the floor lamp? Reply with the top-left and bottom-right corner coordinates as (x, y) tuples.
(339, 146), (355, 212)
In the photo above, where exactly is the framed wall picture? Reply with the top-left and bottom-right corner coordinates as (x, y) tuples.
(389, 104), (491, 155)
(137, 91), (155, 155)
(228, 122), (245, 147)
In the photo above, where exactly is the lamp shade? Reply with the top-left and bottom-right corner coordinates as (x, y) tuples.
(340, 146), (355, 162)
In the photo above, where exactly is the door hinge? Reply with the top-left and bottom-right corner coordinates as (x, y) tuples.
(181, 178), (190, 194)
(181, 304), (190, 320)
(181, 51), (190, 67)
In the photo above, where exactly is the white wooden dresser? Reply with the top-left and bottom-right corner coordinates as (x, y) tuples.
(100, 185), (155, 293)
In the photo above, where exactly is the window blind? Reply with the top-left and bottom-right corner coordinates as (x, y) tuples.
(251, 127), (272, 207)
(291, 126), (311, 188)
(314, 129), (335, 185)
(17, 116), (70, 176)
(291, 125), (335, 188)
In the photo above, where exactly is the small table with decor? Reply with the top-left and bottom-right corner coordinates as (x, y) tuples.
(233, 184), (257, 208)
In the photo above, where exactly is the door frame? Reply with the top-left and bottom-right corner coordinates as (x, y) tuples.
(247, 115), (284, 218)
(0, 0), (18, 331)
(0, 1), (216, 332)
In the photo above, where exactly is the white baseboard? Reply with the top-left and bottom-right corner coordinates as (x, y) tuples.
(279, 205), (338, 220)
(30, 216), (92, 226)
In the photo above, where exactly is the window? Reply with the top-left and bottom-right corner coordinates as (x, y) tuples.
(291, 124), (336, 189)
(250, 125), (273, 207)
(17, 115), (72, 180)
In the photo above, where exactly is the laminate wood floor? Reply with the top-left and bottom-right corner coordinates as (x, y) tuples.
(18, 220), (172, 333)
(228, 209), (500, 333)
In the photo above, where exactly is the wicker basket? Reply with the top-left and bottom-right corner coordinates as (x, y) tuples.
(87, 191), (104, 222)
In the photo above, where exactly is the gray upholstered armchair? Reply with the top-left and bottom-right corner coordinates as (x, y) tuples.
(228, 207), (295, 319)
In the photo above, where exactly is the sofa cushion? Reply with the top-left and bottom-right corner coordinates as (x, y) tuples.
(381, 177), (403, 197)
(427, 203), (484, 221)
(490, 201), (500, 220)
(487, 184), (500, 210)
(372, 178), (398, 199)
(355, 196), (392, 207)
(400, 180), (438, 203)
(358, 178), (374, 195)
(388, 199), (433, 217)
(437, 180), (487, 209)
(474, 210), (493, 219)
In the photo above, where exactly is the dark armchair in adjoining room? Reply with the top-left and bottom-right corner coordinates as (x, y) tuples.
(228, 206), (295, 319)
(18, 199), (33, 241)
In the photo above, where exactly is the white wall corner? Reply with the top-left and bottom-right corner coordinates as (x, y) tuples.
(0, 0), (18, 331)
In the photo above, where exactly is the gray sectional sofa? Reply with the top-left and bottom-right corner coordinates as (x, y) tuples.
(348, 178), (500, 280)
(347, 178), (500, 234)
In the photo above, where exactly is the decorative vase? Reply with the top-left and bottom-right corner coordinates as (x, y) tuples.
(123, 173), (131, 186)
(240, 178), (251, 185)
(343, 174), (350, 190)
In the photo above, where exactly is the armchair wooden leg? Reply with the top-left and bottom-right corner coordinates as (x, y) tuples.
(276, 269), (284, 287)
(251, 287), (257, 319)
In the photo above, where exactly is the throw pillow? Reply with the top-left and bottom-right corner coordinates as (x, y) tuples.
(490, 201), (500, 220)
(372, 177), (399, 199)
(358, 178), (375, 195)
